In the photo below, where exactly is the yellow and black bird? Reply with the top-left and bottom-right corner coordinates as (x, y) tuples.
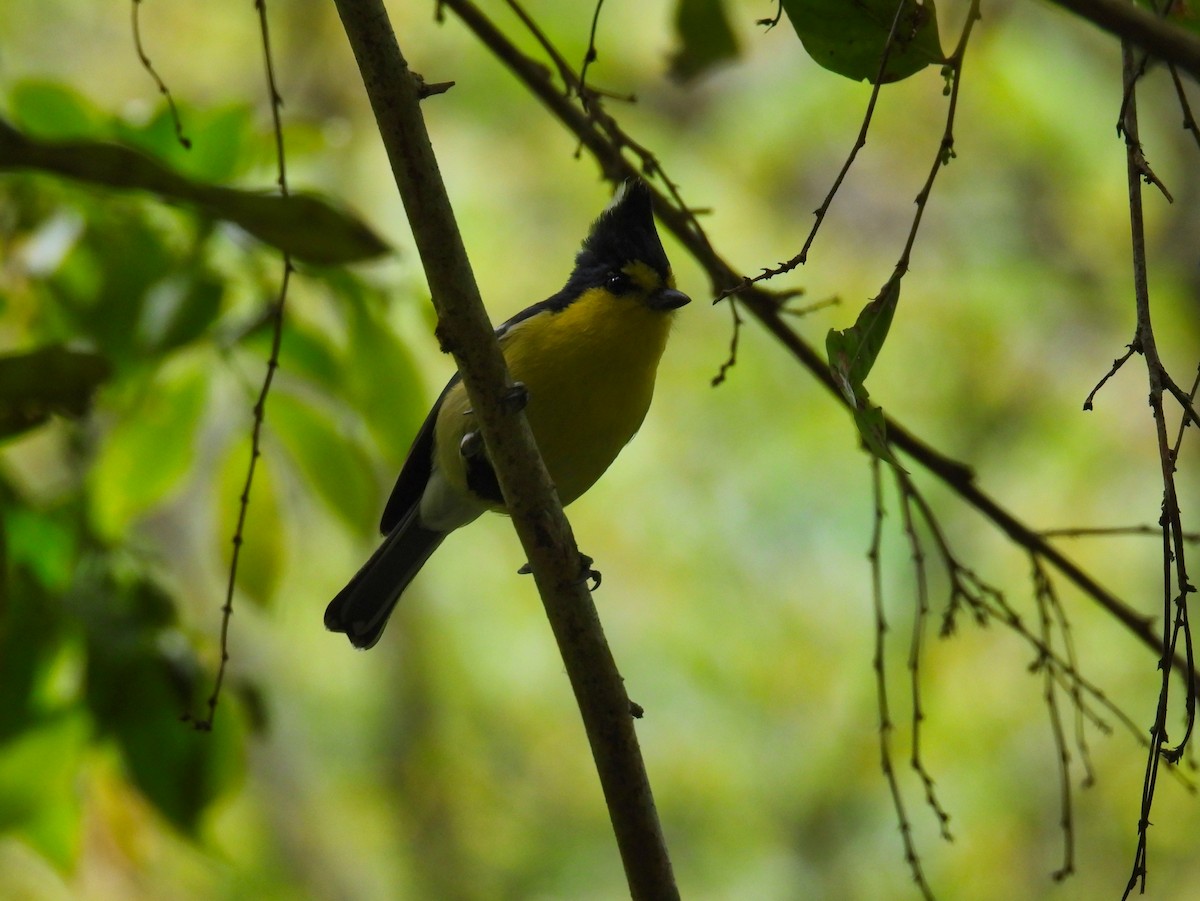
(326, 179), (689, 648)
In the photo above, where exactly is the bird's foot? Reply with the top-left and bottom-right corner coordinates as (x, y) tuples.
(501, 381), (528, 414)
(459, 428), (484, 459)
(460, 382), (526, 425)
(516, 553), (601, 591)
(574, 554), (601, 590)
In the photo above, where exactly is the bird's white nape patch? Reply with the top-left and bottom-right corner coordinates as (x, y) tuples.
(602, 178), (634, 217)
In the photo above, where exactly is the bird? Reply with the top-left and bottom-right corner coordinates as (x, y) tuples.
(325, 179), (690, 648)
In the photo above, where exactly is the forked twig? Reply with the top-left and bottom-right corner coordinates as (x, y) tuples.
(715, 0), (913, 304)
(1116, 39), (1195, 895)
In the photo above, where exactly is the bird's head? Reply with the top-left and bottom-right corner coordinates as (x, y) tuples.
(566, 179), (690, 312)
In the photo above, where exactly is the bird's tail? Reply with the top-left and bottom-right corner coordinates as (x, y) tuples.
(325, 509), (446, 649)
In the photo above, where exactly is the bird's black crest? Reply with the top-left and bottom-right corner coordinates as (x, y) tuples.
(569, 179), (671, 288)
(496, 180), (674, 333)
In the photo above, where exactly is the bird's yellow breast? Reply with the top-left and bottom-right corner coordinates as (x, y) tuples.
(435, 288), (675, 510)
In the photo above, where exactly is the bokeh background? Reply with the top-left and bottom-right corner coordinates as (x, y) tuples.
(2, 1), (1198, 899)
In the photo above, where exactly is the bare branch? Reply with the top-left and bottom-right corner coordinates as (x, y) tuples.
(869, 461), (936, 901)
(1119, 38), (1196, 898)
(331, 2), (677, 896)
(1044, 0), (1200, 80)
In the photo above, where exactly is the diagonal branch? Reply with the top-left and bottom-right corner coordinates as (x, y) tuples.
(331, 2), (677, 897)
(439, 0), (1197, 693)
(1043, 0), (1200, 81)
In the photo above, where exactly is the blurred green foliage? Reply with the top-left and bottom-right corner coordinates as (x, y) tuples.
(0, 2), (1198, 901)
(669, 0), (741, 82)
(0, 72), (425, 893)
(1, 83), (390, 265)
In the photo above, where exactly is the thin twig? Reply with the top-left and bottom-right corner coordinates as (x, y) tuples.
(1168, 364), (1200, 459)
(578, 0), (607, 110)
(870, 460), (936, 901)
(1043, 524), (1200, 545)
(902, 470), (1142, 752)
(715, 0), (912, 304)
(893, 0), (980, 278)
(757, 1), (784, 29)
(1031, 557), (1077, 881)
(1083, 341), (1139, 410)
(896, 473), (954, 842)
(188, 0), (291, 731)
(1119, 37), (1196, 898)
(710, 298), (742, 387)
(130, 0), (190, 149)
(1167, 66), (1200, 151)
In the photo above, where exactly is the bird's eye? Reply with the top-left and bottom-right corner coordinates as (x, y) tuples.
(605, 271), (631, 294)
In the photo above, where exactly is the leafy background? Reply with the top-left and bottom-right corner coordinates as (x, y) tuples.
(1, 1), (1198, 899)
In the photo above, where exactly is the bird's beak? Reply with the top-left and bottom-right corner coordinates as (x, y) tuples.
(650, 287), (691, 311)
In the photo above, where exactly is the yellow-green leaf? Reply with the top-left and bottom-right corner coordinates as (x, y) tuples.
(87, 359), (208, 539)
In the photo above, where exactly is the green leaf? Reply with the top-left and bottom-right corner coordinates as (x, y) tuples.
(852, 402), (896, 464)
(216, 442), (285, 608)
(1, 505), (77, 596)
(268, 390), (379, 534)
(0, 117), (390, 265)
(87, 640), (243, 834)
(115, 104), (253, 184)
(47, 210), (175, 366)
(826, 274), (904, 467)
(826, 273), (900, 394)
(212, 189), (391, 266)
(75, 562), (244, 834)
(278, 320), (346, 392)
(781, 0), (945, 83)
(87, 358), (209, 539)
(669, 0), (741, 82)
(0, 565), (74, 740)
(0, 345), (110, 439)
(7, 81), (102, 140)
(0, 712), (88, 869)
(137, 270), (225, 355)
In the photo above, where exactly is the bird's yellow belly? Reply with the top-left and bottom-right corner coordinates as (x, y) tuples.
(434, 289), (674, 511)
(507, 291), (671, 506)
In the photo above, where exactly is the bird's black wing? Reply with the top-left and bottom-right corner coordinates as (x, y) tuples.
(379, 374), (459, 534)
(379, 289), (573, 533)
(493, 287), (572, 339)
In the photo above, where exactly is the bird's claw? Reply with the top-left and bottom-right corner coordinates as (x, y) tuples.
(459, 429), (484, 459)
(574, 554), (601, 590)
(461, 383), (526, 424)
(516, 553), (601, 591)
(501, 381), (529, 414)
